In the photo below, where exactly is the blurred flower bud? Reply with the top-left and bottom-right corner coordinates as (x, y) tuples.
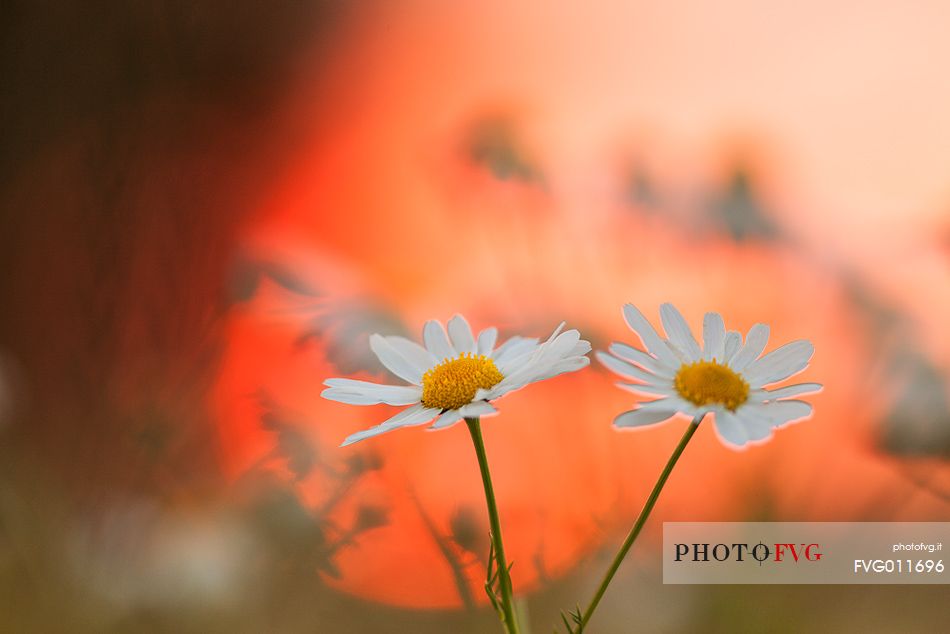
(449, 507), (487, 556)
(346, 451), (384, 476)
(354, 504), (389, 532)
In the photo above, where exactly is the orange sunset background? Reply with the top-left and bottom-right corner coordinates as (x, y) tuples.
(1, 1), (948, 632)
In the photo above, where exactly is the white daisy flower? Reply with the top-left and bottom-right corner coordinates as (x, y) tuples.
(323, 315), (591, 446)
(598, 303), (821, 448)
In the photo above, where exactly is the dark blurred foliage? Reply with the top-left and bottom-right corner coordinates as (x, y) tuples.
(229, 257), (323, 304)
(228, 251), (411, 377)
(0, 0), (342, 501)
(844, 274), (905, 346)
(710, 167), (781, 242)
(449, 506), (490, 557)
(624, 163), (661, 211)
(881, 347), (950, 456)
(465, 116), (541, 184)
(622, 160), (783, 243)
(846, 277), (950, 456)
(299, 302), (409, 376)
(0, 2), (349, 629)
(0, 1), (334, 179)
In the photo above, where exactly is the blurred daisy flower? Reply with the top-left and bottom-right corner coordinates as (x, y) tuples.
(323, 315), (591, 446)
(597, 303), (821, 448)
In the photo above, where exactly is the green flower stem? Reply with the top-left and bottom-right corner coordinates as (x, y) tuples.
(578, 415), (702, 631)
(465, 417), (520, 634)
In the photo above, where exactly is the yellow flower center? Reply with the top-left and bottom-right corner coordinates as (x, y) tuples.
(674, 360), (750, 411)
(421, 353), (504, 411)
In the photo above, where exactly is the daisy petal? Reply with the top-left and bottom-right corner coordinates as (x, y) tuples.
(507, 322), (566, 371)
(495, 346), (540, 376)
(664, 340), (689, 364)
(340, 426), (395, 447)
(322, 379), (422, 405)
(713, 410), (750, 448)
(527, 356), (590, 386)
(387, 403), (439, 428)
(732, 407), (776, 442)
(501, 328), (585, 384)
(762, 399), (813, 427)
(327, 314), (590, 445)
(617, 382), (675, 396)
(429, 410), (463, 430)
(476, 327), (498, 355)
(636, 396), (699, 416)
(458, 401), (498, 419)
(493, 336), (539, 365)
(543, 321), (567, 344)
(744, 340), (814, 387)
(622, 304), (681, 367)
(729, 323), (770, 372)
(570, 340), (593, 357)
(447, 314), (476, 355)
(341, 404), (440, 446)
(722, 331), (742, 363)
(703, 312), (726, 362)
(423, 320), (455, 361)
(596, 351), (656, 383)
(536, 355), (590, 381)
(497, 328), (564, 379)
(753, 382), (823, 402)
(609, 342), (672, 377)
(384, 336), (438, 374)
(544, 329), (582, 362)
(614, 408), (676, 428)
(660, 303), (703, 360)
(369, 334), (424, 384)
(601, 304), (817, 450)
(487, 327), (591, 397)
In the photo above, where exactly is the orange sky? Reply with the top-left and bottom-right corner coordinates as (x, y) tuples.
(212, 0), (950, 609)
